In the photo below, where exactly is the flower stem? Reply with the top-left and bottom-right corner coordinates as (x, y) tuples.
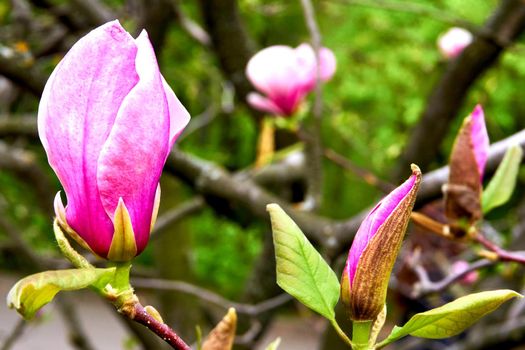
(352, 320), (372, 350)
(106, 262), (191, 350)
(330, 319), (353, 348)
(132, 303), (191, 350)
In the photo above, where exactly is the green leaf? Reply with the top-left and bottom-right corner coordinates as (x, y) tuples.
(482, 145), (523, 214)
(264, 337), (281, 350)
(379, 290), (521, 347)
(267, 203), (340, 320)
(7, 267), (116, 319)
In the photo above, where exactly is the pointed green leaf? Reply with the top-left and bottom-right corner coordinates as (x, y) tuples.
(379, 290), (520, 347)
(267, 204), (339, 320)
(264, 337), (281, 350)
(482, 145), (523, 214)
(7, 267), (116, 319)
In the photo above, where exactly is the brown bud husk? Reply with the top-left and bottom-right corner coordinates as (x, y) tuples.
(444, 116), (482, 232)
(202, 308), (237, 350)
(350, 166), (421, 321)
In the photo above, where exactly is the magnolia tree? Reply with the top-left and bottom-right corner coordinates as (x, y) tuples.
(2, 1), (525, 350)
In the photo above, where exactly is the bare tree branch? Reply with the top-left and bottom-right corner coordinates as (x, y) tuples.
(132, 277), (292, 316)
(300, 0), (325, 209)
(0, 51), (46, 97)
(169, 0), (211, 46)
(395, 0), (525, 180)
(0, 141), (55, 216)
(198, 0), (256, 104)
(0, 319), (26, 350)
(2, 117), (525, 254)
(151, 197), (205, 238)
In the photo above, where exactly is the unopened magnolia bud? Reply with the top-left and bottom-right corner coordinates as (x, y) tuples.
(341, 165), (421, 321)
(444, 105), (489, 229)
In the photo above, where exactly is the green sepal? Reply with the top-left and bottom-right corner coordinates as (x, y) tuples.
(7, 267), (116, 319)
(482, 145), (523, 214)
(267, 203), (339, 320)
(108, 199), (137, 261)
(378, 290), (521, 347)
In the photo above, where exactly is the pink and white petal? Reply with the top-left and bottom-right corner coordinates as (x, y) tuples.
(346, 172), (417, 285)
(161, 76), (190, 148)
(97, 30), (170, 255)
(246, 46), (300, 98)
(294, 44), (317, 90)
(247, 92), (285, 116)
(319, 48), (337, 81)
(294, 44), (336, 89)
(38, 20), (139, 255)
(470, 104), (489, 178)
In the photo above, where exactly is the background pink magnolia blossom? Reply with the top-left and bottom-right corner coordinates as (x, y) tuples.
(451, 260), (479, 285)
(246, 44), (336, 116)
(437, 27), (473, 59)
(38, 20), (190, 260)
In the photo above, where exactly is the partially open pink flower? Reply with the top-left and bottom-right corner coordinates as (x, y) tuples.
(341, 165), (421, 321)
(38, 20), (190, 261)
(470, 105), (489, 179)
(437, 27), (473, 59)
(444, 105), (489, 227)
(246, 44), (336, 116)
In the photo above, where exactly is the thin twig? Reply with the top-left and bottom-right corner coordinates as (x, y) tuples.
(411, 259), (493, 298)
(331, 0), (475, 30)
(0, 319), (26, 350)
(170, 0), (211, 46)
(300, 0), (324, 210)
(131, 303), (191, 350)
(132, 277), (292, 316)
(324, 148), (395, 193)
(151, 197), (205, 238)
(475, 233), (525, 264)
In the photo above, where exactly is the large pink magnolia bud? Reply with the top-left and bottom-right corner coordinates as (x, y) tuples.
(38, 21), (190, 261)
(437, 27), (473, 59)
(341, 165), (421, 321)
(246, 44), (336, 116)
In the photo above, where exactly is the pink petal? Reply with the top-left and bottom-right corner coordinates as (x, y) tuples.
(294, 44), (336, 91)
(161, 76), (190, 148)
(346, 173), (417, 286)
(97, 30), (170, 255)
(38, 20), (139, 256)
(437, 27), (473, 59)
(247, 92), (286, 116)
(246, 45), (302, 100)
(470, 104), (489, 179)
(319, 48), (337, 81)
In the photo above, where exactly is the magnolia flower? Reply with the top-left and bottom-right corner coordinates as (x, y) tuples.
(437, 27), (473, 59)
(38, 21), (190, 261)
(246, 44), (336, 116)
(451, 260), (479, 285)
(341, 165), (421, 321)
(444, 105), (488, 226)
